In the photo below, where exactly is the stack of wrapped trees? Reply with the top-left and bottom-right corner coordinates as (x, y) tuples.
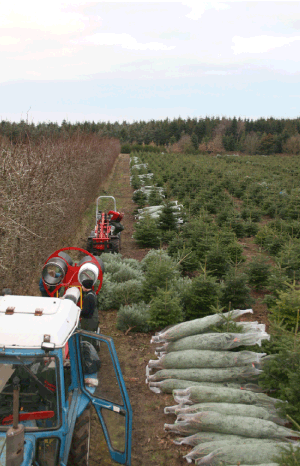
(147, 310), (300, 465)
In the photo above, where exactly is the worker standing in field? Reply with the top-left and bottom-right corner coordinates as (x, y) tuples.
(80, 278), (99, 333)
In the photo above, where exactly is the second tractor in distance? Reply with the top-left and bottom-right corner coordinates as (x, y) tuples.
(87, 196), (124, 255)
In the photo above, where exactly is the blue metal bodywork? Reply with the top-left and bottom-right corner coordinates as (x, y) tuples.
(0, 331), (132, 466)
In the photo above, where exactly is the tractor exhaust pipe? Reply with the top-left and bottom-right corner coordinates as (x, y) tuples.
(6, 377), (24, 466)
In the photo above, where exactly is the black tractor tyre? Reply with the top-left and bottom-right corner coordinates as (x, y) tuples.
(67, 405), (91, 466)
(86, 239), (93, 253)
(111, 237), (120, 254)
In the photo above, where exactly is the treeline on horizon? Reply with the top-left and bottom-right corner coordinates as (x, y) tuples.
(1, 115), (300, 154)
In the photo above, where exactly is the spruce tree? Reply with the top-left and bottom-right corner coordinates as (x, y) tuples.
(259, 319), (300, 426)
(149, 287), (183, 329)
(158, 201), (178, 232)
(183, 273), (221, 320)
(133, 214), (160, 248)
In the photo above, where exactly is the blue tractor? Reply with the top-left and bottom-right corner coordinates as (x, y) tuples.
(0, 248), (132, 466)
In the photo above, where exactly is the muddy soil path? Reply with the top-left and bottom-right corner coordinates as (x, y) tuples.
(88, 154), (186, 466)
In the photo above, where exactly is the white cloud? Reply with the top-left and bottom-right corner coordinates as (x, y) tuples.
(14, 47), (76, 61)
(232, 35), (300, 54)
(182, 1), (229, 20)
(0, 36), (20, 45)
(0, 2), (92, 34)
(76, 33), (175, 51)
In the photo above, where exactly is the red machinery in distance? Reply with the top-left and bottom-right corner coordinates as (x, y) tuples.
(41, 247), (104, 299)
(87, 196), (124, 255)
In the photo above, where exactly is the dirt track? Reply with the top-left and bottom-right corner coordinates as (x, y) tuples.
(86, 153), (187, 466)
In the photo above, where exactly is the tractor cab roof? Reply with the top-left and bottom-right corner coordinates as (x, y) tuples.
(0, 295), (80, 349)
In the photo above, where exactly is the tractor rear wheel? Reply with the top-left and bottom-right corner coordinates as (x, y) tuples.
(111, 238), (120, 254)
(86, 239), (93, 253)
(67, 405), (91, 466)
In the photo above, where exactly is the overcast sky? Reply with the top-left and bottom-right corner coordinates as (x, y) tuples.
(1, 1), (300, 124)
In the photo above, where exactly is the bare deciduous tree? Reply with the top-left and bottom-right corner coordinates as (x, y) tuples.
(0, 135), (120, 293)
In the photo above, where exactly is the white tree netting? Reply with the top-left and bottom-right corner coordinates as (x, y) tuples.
(155, 332), (269, 354)
(147, 365), (261, 384)
(165, 402), (284, 424)
(148, 350), (266, 370)
(166, 411), (298, 439)
(173, 386), (281, 409)
(194, 442), (298, 465)
(151, 309), (253, 343)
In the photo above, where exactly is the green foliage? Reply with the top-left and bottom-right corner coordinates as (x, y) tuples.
(132, 189), (147, 207)
(158, 201), (178, 232)
(149, 288), (183, 329)
(131, 175), (142, 190)
(225, 242), (245, 264)
(216, 207), (236, 226)
(121, 143), (131, 153)
(247, 257), (271, 290)
(227, 218), (245, 238)
(263, 266), (291, 308)
(221, 269), (253, 310)
(274, 443), (300, 466)
(97, 255), (144, 310)
(130, 144), (163, 153)
(116, 302), (152, 333)
(142, 251), (180, 302)
(133, 214), (160, 248)
(269, 282), (300, 330)
(243, 221), (259, 237)
(183, 273), (221, 320)
(1, 117), (300, 153)
(100, 253), (124, 274)
(255, 225), (286, 255)
(160, 229), (176, 244)
(141, 248), (171, 269)
(148, 187), (164, 206)
(168, 242), (200, 273)
(223, 134), (237, 151)
(98, 277), (144, 310)
(191, 133), (198, 150)
(277, 241), (300, 280)
(101, 253), (142, 274)
(241, 208), (261, 222)
(172, 276), (193, 302)
(122, 257), (143, 270)
(259, 320), (300, 426)
(205, 247), (231, 278)
(112, 263), (141, 282)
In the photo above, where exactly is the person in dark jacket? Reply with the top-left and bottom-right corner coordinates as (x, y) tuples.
(80, 279), (98, 333)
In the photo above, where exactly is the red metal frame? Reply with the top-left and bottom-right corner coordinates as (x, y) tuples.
(2, 411), (54, 425)
(92, 210), (123, 251)
(42, 247), (104, 297)
(93, 212), (112, 250)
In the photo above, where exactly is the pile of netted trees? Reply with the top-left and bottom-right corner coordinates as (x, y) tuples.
(147, 311), (300, 465)
(130, 157), (165, 207)
(130, 155), (186, 246)
(135, 201), (184, 224)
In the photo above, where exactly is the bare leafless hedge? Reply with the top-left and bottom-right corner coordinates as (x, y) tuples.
(0, 134), (120, 293)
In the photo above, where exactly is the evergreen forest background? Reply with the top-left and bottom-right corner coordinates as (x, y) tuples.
(1, 116), (300, 155)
